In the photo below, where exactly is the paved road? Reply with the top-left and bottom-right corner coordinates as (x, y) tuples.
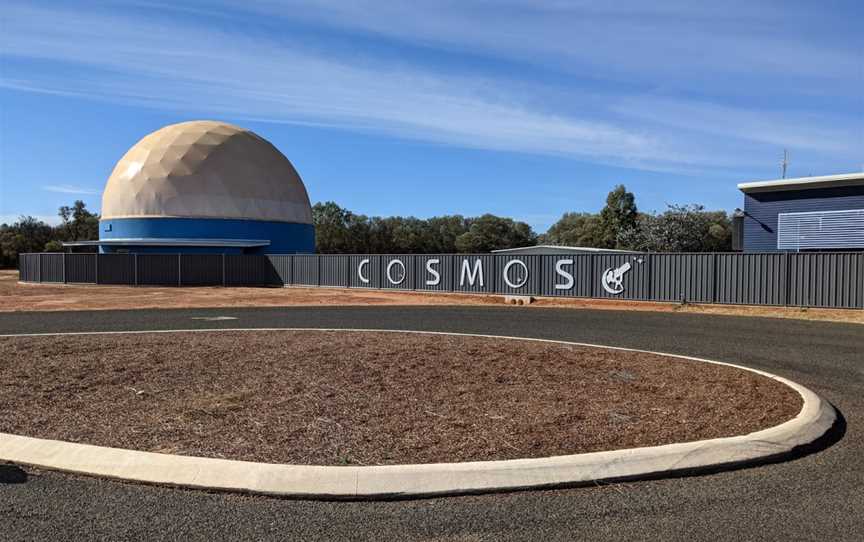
(0, 306), (861, 541)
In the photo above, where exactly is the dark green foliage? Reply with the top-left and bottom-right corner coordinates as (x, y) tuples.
(454, 214), (537, 253)
(312, 202), (536, 254)
(598, 184), (638, 249)
(619, 204), (733, 252)
(543, 212), (603, 247)
(0, 201), (100, 268)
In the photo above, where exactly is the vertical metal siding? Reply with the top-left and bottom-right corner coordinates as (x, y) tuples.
(320, 255), (349, 287)
(539, 255), (592, 297)
(714, 253), (786, 305)
(348, 255), (383, 288)
(267, 255), (292, 285)
(495, 255), (542, 296)
(592, 254), (650, 300)
(98, 254), (135, 285)
(379, 255), (416, 290)
(225, 255), (279, 285)
(452, 255), (496, 293)
(136, 254), (179, 285)
(180, 255), (222, 285)
(19, 254), (39, 282)
(650, 254), (714, 303)
(788, 252), (863, 308)
(65, 254), (96, 283)
(413, 255), (454, 291)
(14, 251), (864, 310)
(292, 255), (320, 286)
(38, 254), (65, 282)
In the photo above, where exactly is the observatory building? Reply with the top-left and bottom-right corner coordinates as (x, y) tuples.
(69, 120), (315, 254)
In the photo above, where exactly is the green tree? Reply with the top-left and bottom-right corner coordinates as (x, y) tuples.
(312, 201), (355, 253)
(0, 216), (55, 267)
(57, 200), (99, 242)
(598, 185), (638, 249)
(543, 212), (603, 247)
(619, 204), (732, 252)
(422, 215), (471, 253)
(454, 214), (537, 253)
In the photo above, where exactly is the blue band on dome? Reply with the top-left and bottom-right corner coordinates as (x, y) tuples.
(99, 217), (315, 254)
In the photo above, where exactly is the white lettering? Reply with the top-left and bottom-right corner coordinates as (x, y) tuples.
(460, 258), (484, 287)
(386, 259), (406, 285)
(555, 259), (574, 290)
(425, 258), (440, 286)
(357, 258), (370, 284)
(503, 259), (529, 289)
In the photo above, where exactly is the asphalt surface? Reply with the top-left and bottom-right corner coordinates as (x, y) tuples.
(0, 306), (861, 541)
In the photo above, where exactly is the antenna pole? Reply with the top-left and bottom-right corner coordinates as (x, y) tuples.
(781, 149), (789, 179)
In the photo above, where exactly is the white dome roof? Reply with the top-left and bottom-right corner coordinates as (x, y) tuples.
(102, 121), (313, 224)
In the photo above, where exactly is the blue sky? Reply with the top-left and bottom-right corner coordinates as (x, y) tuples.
(1, 0), (862, 232)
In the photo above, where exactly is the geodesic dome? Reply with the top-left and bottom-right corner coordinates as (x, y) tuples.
(101, 121), (313, 225)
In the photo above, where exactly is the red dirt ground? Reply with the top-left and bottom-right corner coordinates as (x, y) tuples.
(2, 269), (861, 324)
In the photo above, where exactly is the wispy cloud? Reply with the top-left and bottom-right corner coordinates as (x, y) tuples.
(42, 184), (101, 196)
(1, 2), (860, 178)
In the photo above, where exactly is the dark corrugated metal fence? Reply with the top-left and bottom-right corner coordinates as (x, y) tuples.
(16, 252), (864, 309)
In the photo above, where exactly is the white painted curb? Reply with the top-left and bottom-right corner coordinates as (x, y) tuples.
(0, 329), (836, 499)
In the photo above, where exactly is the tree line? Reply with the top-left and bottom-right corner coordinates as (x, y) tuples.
(0, 186), (734, 267)
(314, 185), (733, 254)
(0, 200), (99, 268)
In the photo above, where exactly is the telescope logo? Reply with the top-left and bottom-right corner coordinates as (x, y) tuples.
(601, 262), (632, 295)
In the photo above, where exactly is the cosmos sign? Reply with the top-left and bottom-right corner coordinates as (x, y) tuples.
(354, 256), (637, 294)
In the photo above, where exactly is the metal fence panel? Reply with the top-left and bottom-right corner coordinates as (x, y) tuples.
(452, 255), (497, 293)
(180, 254), (222, 286)
(495, 255), (542, 296)
(225, 255), (280, 285)
(292, 255), (320, 286)
(650, 254), (714, 303)
(413, 255), (454, 291)
(65, 254), (96, 283)
(348, 255), (383, 288)
(37, 254), (64, 282)
(714, 253), (786, 305)
(268, 255), (292, 285)
(592, 253), (651, 300)
(379, 255), (416, 290)
(13, 251), (864, 310)
(137, 254), (179, 285)
(788, 252), (863, 308)
(99, 254), (135, 285)
(19, 254), (39, 282)
(539, 255), (592, 297)
(320, 255), (349, 287)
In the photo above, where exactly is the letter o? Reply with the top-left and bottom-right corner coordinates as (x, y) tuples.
(503, 259), (529, 289)
(386, 259), (406, 285)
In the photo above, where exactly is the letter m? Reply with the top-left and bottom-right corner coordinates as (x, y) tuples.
(460, 258), (484, 287)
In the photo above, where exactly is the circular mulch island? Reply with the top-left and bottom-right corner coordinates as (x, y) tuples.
(0, 330), (802, 466)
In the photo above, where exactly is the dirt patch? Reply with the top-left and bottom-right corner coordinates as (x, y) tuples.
(0, 330), (801, 466)
(3, 270), (861, 324)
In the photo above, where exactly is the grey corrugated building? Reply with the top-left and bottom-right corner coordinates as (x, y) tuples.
(737, 172), (864, 252)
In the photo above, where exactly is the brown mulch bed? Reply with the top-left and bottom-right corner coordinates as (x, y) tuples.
(0, 330), (802, 466)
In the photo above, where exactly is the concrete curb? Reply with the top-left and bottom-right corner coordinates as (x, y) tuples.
(0, 329), (836, 499)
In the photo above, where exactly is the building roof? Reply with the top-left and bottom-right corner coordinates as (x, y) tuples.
(102, 120), (313, 225)
(737, 172), (864, 194)
(62, 238), (270, 248)
(491, 245), (638, 254)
